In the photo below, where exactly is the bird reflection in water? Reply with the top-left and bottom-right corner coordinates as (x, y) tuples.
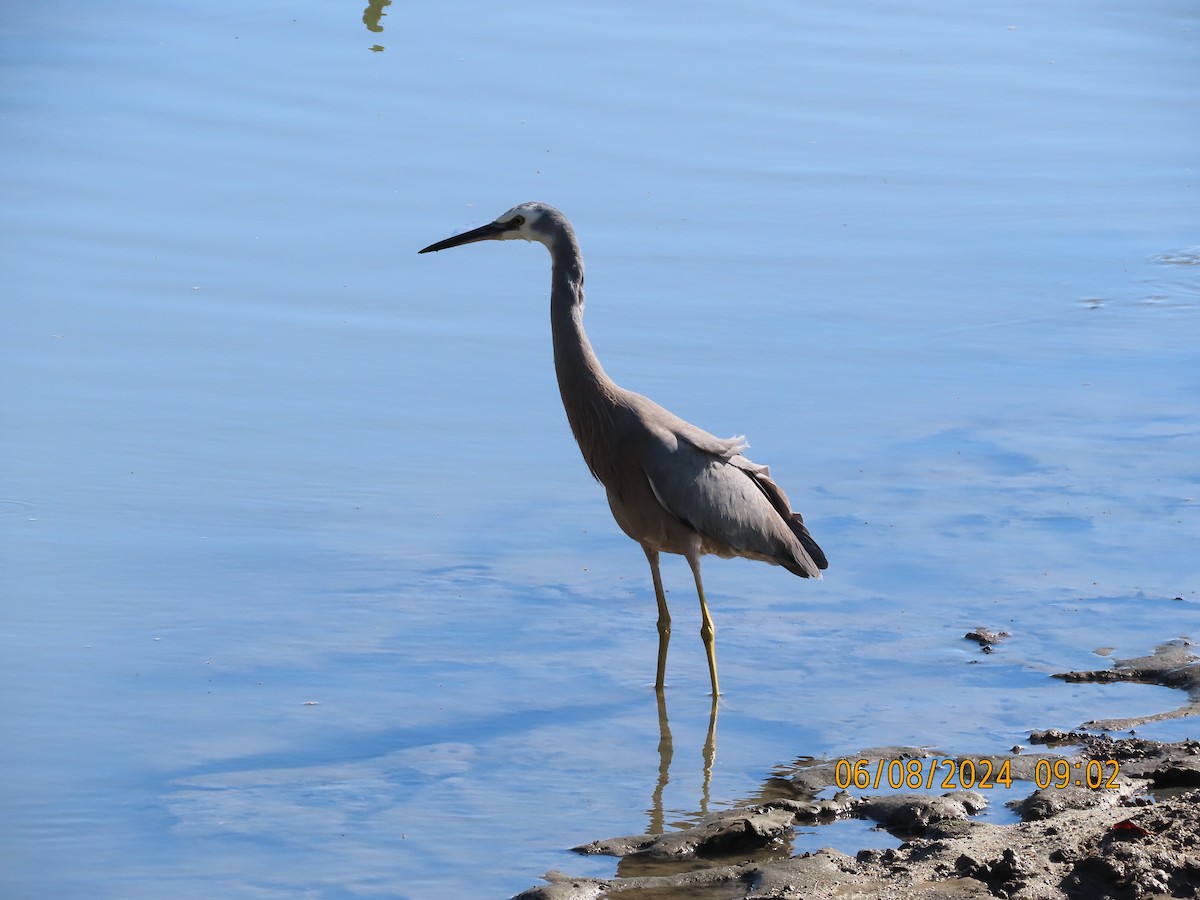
(362, 0), (391, 32)
(363, 0), (390, 51)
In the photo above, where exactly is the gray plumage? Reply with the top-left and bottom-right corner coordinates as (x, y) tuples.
(419, 202), (827, 695)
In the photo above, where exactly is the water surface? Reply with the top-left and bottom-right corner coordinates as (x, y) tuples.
(1, 1), (1197, 897)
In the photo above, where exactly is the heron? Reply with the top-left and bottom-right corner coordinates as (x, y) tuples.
(419, 202), (827, 696)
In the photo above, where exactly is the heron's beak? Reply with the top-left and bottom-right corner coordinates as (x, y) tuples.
(418, 220), (512, 254)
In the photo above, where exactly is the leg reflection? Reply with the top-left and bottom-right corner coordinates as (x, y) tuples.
(701, 695), (717, 815)
(650, 690), (673, 835)
(647, 692), (719, 834)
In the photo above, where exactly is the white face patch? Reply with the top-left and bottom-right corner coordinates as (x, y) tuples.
(493, 203), (546, 243)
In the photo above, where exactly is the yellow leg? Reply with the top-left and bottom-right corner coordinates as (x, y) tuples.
(644, 546), (671, 692)
(685, 549), (719, 697)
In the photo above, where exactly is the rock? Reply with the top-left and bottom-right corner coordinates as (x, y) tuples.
(857, 791), (987, 835)
(965, 627), (1011, 651)
(1054, 639), (1200, 731)
(512, 871), (606, 900)
(573, 804), (795, 859)
(956, 846), (1034, 896)
(1016, 784), (1116, 821)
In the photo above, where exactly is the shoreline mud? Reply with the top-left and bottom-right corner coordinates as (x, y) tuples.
(516, 638), (1199, 899)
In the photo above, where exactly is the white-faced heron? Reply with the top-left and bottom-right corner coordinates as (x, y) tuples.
(419, 202), (827, 695)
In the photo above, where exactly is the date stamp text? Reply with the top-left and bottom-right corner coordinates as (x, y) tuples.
(833, 757), (1121, 791)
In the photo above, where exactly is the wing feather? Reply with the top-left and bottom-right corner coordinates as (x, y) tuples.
(636, 425), (824, 576)
(616, 391), (826, 576)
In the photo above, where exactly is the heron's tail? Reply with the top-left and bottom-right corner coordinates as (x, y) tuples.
(784, 513), (828, 576)
(733, 455), (828, 577)
(794, 515), (828, 570)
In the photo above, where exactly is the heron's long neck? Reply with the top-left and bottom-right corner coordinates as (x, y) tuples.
(548, 233), (620, 476)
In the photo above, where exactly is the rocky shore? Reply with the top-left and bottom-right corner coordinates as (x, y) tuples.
(516, 639), (1199, 899)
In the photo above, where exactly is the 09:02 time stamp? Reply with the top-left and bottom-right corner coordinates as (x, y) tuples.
(833, 757), (1121, 791)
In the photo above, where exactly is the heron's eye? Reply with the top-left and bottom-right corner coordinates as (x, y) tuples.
(510, 215), (525, 227)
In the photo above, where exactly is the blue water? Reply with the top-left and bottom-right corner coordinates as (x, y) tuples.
(2, 1), (1197, 897)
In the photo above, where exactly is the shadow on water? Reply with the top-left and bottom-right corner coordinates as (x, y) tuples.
(169, 696), (630, 785)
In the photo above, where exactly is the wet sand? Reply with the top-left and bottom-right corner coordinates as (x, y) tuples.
(517, 639), (1199, 899)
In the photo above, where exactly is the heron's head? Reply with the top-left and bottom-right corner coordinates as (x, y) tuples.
(418, 202), (564, 254)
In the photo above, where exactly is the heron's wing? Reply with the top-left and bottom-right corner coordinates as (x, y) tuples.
(633, 410), (825, 576)
(728, 453), (828, 571)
